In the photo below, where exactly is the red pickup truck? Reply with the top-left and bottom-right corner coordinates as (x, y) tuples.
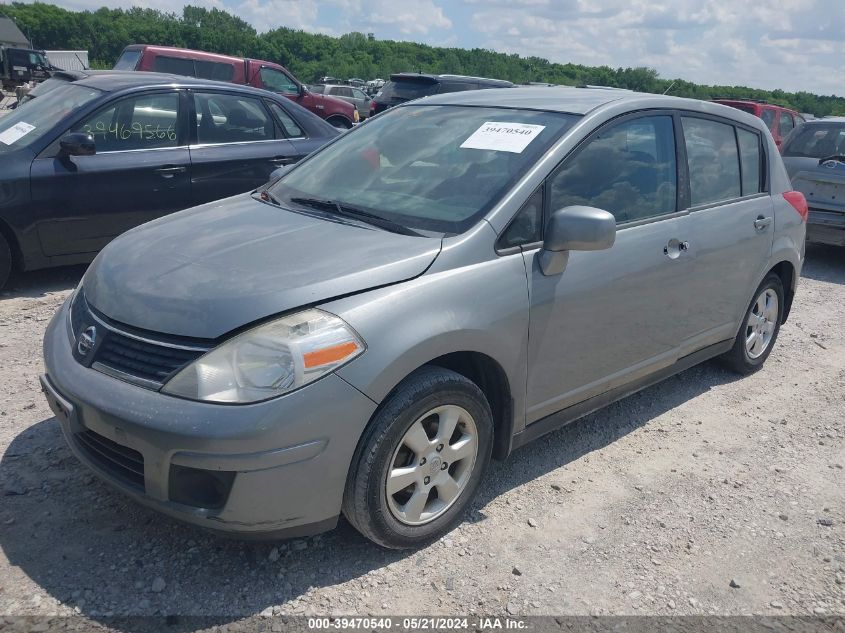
(114, 45), (358, 128)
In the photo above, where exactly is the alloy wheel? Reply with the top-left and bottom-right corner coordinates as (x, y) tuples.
(385, 405), (478, 526)
(745, 288), (779, 359)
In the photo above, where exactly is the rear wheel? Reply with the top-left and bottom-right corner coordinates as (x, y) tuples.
(721, 274), (784, 374)
(0, 233), (12, 291)
(343, 367), (493, 549)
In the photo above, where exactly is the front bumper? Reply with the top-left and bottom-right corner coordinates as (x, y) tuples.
(807, 209), (845, 247)
(41, 298), (378, 537)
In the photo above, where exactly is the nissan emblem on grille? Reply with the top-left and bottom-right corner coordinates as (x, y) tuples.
(77, 325), (97, 356)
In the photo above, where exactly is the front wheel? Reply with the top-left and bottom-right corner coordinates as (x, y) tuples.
(342, 366), (493, 549)
(721, 274), (784, 374)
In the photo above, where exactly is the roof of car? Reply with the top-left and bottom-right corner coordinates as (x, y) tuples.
(803, 116), (845, 124)
(416, 86), (662, 115)
(415, 86), (783, 120)
(57, 69), (272, 96)
(390, 72), (514, 87)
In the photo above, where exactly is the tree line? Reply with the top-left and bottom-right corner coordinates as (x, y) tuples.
(3, 2), (844, 116)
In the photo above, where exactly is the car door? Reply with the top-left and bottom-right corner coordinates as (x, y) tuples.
(188, 90), (297, 206)
(520, 113), (695, 424)
(680, 115), (774, 347)
(30, 89), (191, 257)
(351, 88), (370, 118)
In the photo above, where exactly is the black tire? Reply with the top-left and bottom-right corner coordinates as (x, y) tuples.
(327, 116), (352, 129)
(342, 366), (493, 549)
(0, 233), (11, 292)
(721, 273), (784, 374)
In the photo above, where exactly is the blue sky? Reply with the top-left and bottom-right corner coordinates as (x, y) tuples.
(37, 0), (845, 96)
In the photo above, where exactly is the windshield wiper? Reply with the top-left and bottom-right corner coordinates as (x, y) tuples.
(289, 197), (422, 236)
(817, 155), (845, 165)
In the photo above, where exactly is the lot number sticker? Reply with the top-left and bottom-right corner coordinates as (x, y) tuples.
(0, 122), (36, 145)
(460, 121), (545, 153)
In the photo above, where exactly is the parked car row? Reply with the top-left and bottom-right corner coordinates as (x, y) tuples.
(114, 45), (359, 129)
(38, 86), (806, 548)
(0, 72), (338, 288)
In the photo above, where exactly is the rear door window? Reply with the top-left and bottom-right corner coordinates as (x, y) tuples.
(153, 56), (196, 77)
(778, 112), (795, 139)
(550, 115), (677, 224)
(760, 109), (776, 131)
(682, 117), (741, 206)
(194, 92), (275, 144)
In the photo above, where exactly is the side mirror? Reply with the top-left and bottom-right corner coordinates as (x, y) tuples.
(539, 205), (616, 276)
(59, 132), (95, 157)
(268, 165), (292, 183)
(298, 84), (308, 96)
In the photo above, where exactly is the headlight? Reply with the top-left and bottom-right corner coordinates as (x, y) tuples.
(162, 309), (365, 404)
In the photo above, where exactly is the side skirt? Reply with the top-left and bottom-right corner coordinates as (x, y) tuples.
(509, 339), (733, 453)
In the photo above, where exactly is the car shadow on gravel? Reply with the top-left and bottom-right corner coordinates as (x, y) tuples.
(1, 265), (87, 300)
(0, 359), (743, 631)
(802, 244), (845, 284)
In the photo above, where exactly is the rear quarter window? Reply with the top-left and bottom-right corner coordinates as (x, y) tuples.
(153, 56), (196, 77)
(195, 61), (234, 82)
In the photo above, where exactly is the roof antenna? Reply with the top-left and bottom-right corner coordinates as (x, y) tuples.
(663, 80), (676, 95)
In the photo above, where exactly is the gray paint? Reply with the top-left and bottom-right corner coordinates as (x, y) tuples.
(82, 193), (441, 339)
(43, 88), (806, 538)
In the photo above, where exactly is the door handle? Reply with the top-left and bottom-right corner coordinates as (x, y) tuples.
(754, 216), (772, 230)
(663, 239), (689, 259)
(154, 165), (187, 178)
(269, 156), (297, 166)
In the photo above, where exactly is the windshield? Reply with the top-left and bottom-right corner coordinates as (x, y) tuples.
(782, 123), (845, 158)
(0, 83), (101, 152)
(114, 50), (142, 71)
(378, 79), (438, 103)
(269, 104), (577, 234)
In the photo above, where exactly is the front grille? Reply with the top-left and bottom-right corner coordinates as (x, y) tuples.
(75, 429), (145, 490)
(95, 333), (205, 385)
(70, 292), (210, 389)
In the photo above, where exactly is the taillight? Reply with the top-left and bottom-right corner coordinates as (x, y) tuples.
(783, 191), (808, 221)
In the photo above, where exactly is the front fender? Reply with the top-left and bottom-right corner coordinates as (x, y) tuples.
(325, 251), (530, 435)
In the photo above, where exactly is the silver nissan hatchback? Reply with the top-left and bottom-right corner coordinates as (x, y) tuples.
(42, 88), (807, 549)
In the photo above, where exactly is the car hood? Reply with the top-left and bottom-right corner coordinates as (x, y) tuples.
(83, 194), (442, 339)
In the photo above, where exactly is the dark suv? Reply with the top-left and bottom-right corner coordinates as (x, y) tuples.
(370, 73), (513, 116)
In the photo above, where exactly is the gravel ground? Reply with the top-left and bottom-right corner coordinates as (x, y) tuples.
(0, 245), (843, 627)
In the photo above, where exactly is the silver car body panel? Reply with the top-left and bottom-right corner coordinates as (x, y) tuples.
(43, 87), (805, 537)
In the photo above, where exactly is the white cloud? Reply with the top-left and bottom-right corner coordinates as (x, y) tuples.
(467, 0), (845, 95)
